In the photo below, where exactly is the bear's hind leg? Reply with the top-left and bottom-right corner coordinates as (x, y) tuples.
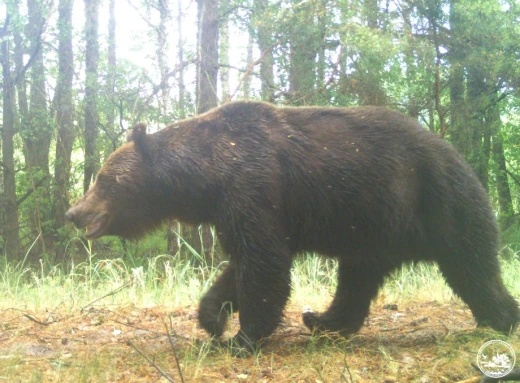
(437, 251), (519, 334)
(303, 261), (389, 335)
(198, 265), (239, 338)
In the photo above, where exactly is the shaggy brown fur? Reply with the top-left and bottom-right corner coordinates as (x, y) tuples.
(67, 101), (519, 353)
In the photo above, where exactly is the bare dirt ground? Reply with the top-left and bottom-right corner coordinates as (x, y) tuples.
(0, 300), (517, 382)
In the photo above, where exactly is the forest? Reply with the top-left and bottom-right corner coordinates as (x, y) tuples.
(1, 0), (520, 382)
(1, 0), (520, 262)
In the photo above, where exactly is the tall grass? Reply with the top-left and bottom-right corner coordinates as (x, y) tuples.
(1, 245), (519, 312)
(0, 243), (223, 311)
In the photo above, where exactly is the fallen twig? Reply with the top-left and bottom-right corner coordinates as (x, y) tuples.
(340, 351), (355, 383)
(163, 316), (185, 383)
(81, 280), (134, 313)
(23, 314), (52, 326)
(127, 340), (175, 382)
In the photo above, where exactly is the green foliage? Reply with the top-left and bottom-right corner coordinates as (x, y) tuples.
(2, 0), (520, 261)
(501, 221), (520, 253)
(1, 248), (519, 327)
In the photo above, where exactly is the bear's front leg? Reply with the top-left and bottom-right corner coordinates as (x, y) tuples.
(214, 194), (292, 355)
(231, 248), (293, 355)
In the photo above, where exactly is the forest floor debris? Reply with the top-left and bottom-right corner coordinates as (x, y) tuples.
(1, 300), (517, 382)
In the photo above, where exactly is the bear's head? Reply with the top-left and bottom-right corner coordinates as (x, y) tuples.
(66, 123), (166, 239)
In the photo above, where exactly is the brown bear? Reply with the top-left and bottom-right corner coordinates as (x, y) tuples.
(66, 101), (519, 353)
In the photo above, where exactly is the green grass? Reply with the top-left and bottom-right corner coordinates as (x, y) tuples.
(0, 254), (213, 311)
(1, 244), (519, 313)
(0, 245), (519, 382)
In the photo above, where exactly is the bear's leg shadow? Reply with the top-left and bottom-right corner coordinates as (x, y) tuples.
(303, 260), (390, 335)
(436, 249), (520, 334)
(198, 265), (239, 338)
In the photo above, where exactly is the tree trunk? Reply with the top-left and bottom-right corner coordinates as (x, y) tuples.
(448, 0), (468, 156)
(243, 33), (253, 99)
(167, 0), (187, 256)
(177, 0), (186, 119)
(488, 98), (515, 229)
(12, 10), (29, 255)
(219, 0), (230, 102)
(53, 0), (75, 260)
(23, 0), (52, 257)
(106, 0), (116, 145)
(197, 0), (219, 112)
(493, 133), (514, 229)
(195, 0), (220, 264)
(402, 4), (419, 118)
(156, 0), (169, 119)
(466, 69), (489, 188)
(1, 21), (21, 259)
(253, 0), (274, 102)
(356, 0), (386, 106)
(449, 62), (466, 151)
(167, 0), (188, 257)
(288, 1), (316, 105)
(25, 0), (51, 175)
(13, 28), (29, 132)
(83, 0), (100, 193)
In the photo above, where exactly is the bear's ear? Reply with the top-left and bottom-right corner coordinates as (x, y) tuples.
(128, 123), (152, 161)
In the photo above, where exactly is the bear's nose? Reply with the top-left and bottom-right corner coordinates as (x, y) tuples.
(65, 209), (76, 223)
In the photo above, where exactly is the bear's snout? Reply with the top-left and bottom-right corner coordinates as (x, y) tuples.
(65, 205), (89, 228)
(65, 208), (76, 224)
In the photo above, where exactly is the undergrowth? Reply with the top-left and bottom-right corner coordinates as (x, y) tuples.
(1, 242), (519, 312)
(0, 243), (519, 382)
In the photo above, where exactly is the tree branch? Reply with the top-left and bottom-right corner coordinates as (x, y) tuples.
(218, 63), (248, 73)
(481, 90), (511, 114)
(13, 19), (46, 86)
(126, 0), (161, 32)
(505, 167), (520, 188)
(138, 59), (196, 116)
(98, 121), (119, 152)
(226, 47), (272, 102)
(17, 176), (48, 206)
